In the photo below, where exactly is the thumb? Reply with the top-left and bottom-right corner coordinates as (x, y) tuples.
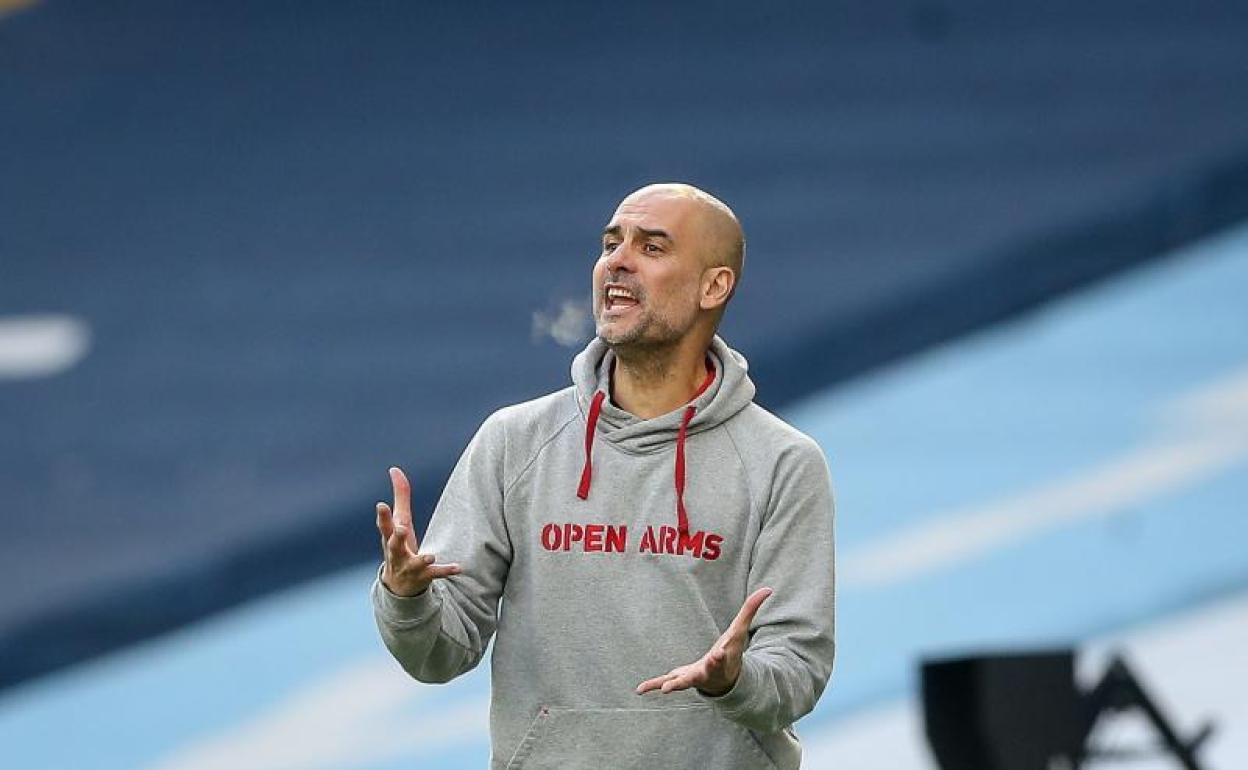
(707, 647), (728, 671)
(729, 587), (773, 636)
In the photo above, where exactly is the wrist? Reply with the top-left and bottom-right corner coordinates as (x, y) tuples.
(696, 682), (732, 698)
(381, 568), (428, 598)
(383, 579), (427, 598)
(373, 565), (439, 623)
(696, 668), (738, 698)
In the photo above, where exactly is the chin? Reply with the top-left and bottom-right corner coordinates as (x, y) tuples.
(596, 315), (682, 349)
(596, 317), (628, 339)
(596, 326), (641, 347)
(597, 330), (632, 347)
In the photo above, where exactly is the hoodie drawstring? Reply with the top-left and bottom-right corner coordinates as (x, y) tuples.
(578, 359), (715, 535)
(674, 404), (696, 534)
(675, 362), (715, 533)
(577, 390), (606, 500)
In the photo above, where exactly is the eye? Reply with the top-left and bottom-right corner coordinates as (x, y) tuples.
(644, 242), (663, 254)
(603, 241), (620, 253)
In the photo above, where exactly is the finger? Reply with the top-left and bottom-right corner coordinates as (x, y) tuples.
(660, 673), (698, 694)
(389, 467), (414, 530)
(636, 678), (669, 695)
(424, 563), (462, 580)
(635, 670), (681, 695)
(386, 526), (413, 565)
(393, 523), (421, 558)
(389, 468), (421, 551)
(376, 502), (394, 540)
(728, 587), (773, 635)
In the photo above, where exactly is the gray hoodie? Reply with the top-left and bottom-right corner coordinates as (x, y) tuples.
(372, 335), (836, 769)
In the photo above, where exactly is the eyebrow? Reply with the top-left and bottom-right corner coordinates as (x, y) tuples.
(602, 225), (674, 242)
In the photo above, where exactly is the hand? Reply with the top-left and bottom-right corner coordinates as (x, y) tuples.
(376, 466), (462, 597)
(636, 587), (773, 697)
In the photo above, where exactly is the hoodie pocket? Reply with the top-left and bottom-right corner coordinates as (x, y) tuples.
(503, 703), (778, 770)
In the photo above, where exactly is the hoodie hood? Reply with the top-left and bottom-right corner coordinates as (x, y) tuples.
(570, 334), (756, 533)
(571, 334), (756, 449)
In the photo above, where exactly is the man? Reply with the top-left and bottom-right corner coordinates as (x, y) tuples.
(372, 183), (836, 769)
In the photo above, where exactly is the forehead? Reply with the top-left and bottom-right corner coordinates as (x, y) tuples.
(605, 191), (703, 236)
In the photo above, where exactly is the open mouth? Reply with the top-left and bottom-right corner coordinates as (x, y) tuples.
(604, 284), (640, 312)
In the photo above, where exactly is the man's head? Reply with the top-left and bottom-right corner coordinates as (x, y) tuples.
(592, 183), (745, 351)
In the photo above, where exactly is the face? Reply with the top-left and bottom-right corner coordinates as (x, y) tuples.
(592, 191), (708, 349)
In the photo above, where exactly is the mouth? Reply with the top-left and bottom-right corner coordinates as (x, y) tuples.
(603, 283), (640, 313)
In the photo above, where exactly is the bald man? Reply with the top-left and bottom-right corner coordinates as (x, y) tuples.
(373, 184), (836, 769)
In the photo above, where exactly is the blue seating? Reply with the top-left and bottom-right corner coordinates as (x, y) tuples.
(4, 0), (1248, 690)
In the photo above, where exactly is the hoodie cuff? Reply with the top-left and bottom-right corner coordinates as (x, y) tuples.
(371, 563), (440, 624)
(699, 653), (765, 719)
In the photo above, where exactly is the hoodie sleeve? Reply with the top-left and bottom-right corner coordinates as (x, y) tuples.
(371, 411), (512, 684)
(702, 436), (836, 733)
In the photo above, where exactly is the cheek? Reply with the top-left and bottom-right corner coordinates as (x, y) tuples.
(649, 274), (700, 314)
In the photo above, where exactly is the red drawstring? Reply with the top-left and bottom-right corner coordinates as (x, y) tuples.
(578, 358), (715, 532)
(674, 404), (696, 534)
(577, 390), (606, 499)
(674, 361), (716, 534)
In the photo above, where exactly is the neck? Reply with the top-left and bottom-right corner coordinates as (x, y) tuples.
(609, 335), (712, 420)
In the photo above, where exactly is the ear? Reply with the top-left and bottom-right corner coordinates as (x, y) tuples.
(699, 266), (736, 311)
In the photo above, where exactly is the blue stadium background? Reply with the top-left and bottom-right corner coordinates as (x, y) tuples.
(2, 1), (1247, 767)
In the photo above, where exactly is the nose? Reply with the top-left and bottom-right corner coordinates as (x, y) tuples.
(604, 239), (634, 275)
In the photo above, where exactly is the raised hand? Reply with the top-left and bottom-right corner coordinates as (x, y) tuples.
(636, 587), (773, 697)
(376, 466), (462, 597)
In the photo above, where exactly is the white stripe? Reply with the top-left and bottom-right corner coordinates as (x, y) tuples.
(147, 659), (488, 770)
(841, 366), (1248, 589)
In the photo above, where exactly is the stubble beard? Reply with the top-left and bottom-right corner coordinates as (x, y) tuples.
(596, 304), (687, 356)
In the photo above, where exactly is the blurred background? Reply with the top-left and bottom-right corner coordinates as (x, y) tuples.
(2, 1), (1247, 768)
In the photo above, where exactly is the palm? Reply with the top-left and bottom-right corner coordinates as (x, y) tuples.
(375, 466), (461, 596)
(636, 587), (773, 697)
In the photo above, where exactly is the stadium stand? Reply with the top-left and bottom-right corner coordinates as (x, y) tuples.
(3, 204), (1245, 770)
(3, 0), (1248, 692)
